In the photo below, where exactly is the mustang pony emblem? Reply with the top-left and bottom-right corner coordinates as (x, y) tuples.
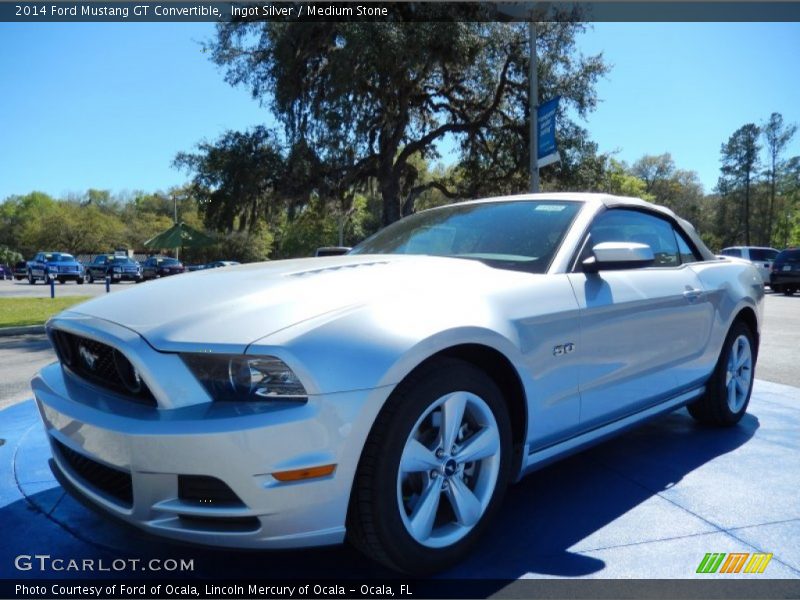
(78, 345), (99, 370)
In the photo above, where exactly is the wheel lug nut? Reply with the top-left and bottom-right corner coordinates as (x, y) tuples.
(430, 470), (439, 479)
(435, 449), (444, 459)
(451, 445), (457, 453)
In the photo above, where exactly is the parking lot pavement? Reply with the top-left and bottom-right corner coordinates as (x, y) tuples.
(1, 379), (798, 582)
(758, 290), (800, 388)
(0, 335), (53, 410)
(0, 278), (134, 298)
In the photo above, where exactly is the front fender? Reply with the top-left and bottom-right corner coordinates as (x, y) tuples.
(247, 299), (524, 396)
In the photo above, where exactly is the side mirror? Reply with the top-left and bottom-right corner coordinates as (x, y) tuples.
(582, 242), (654, 273)
(315, 246), (351, 257)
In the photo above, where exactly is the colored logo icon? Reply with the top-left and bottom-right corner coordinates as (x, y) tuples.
(696, 552), (772, 574)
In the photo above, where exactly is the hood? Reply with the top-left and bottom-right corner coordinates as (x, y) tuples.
(67, 255), (510, 353)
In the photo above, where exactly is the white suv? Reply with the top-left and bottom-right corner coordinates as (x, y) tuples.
(720, 246), (779, 285)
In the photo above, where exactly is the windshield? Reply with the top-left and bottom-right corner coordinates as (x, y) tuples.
(157, 258), (180, 265)
(351, 200), (582, 273)
(47, 253), (75, 262)
(111, 258), (136, 265)
(749, 249), (779, 261)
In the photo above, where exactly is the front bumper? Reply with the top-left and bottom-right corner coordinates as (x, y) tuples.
(54, 272), (82, 280)
(32, 326), (390, 548)
(110, 271), (140, 281)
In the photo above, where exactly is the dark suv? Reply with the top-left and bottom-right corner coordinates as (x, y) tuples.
(85, 255), (142, 283)
(770, 248), (800, 295)
(141, 256), (185, 280)
(27, 252), (84, 284)
(13, 261), (28, 280)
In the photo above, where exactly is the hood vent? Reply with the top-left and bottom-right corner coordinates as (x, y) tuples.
(286, 261), (389, 278)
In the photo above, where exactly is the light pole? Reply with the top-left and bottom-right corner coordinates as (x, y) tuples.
(529, 21), (539, 193)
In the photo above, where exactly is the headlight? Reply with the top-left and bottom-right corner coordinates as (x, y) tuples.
(182, 354), (307, 402)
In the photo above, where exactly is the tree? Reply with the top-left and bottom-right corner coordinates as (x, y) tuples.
(718, 124), (761, 246)
(174, 127), (286, 233)
(762, 112), (797, 244)
(630, 153), (705, 225)
(208, 18), (608, 225)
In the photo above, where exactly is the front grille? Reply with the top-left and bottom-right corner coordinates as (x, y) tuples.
(53, 438), (133, 507)
(50, 330), (156, 406)
(178, 475), (244, 506)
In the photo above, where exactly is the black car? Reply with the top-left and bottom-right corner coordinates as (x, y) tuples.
(141, 256), (185, 280)
(13, 261), (27, 280)
(770, 248), (800, 295)
(85, 255), (142, 283)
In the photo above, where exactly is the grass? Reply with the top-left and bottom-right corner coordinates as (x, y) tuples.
(0, 296), (92, 328)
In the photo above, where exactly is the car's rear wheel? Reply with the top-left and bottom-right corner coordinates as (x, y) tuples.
(688, 320), (755, 427)
(87, 272), (94, 284)
(784, 287), (797, 296)
(28, 273), (35, 285)
(348, 358), (512, 574)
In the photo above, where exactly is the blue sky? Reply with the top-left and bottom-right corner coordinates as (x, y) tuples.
(0, 21), (798, 201)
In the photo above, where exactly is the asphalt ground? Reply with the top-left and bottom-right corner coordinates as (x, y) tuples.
(0, 289), (798, 590)
(0, 277), (134, 299)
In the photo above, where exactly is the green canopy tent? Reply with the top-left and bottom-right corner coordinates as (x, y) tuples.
(143, 222), (215, 260)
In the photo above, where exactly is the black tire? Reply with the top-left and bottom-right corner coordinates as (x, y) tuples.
(688, 320), (756, 427)
(28, 273), (35, 285)
(784, 287), (797, 296)
(771, 284), (782, 293)
(77, 277), (84, 285)
(347, 358), (512, 575)
(87, 271), (94, 284)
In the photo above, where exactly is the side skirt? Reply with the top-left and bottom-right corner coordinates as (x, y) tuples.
(517, 386), (705, 480)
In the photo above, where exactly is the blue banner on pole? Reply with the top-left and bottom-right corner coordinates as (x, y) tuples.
(537, 96), (560, 159)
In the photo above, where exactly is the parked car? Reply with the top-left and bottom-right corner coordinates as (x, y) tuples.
(186, 263), (208, 272)
(769, 247), (800, 295)
(34, 193), (762, 575)
(13, 261), (28, 280)
(27, 252), (84, 284)
(141, 256), (185, 280)
(316, 246), (351, 257)
(85, 255), (142, 283)
(719, 246), (779, 285)
(206, 260), (240, 269)
(0, 264), (12, 280)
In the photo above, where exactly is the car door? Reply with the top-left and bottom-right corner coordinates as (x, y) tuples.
(567, 208), (715, 428)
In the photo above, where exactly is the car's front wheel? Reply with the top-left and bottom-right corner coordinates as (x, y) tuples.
(28, 273), (35, 285)
(688, 320), (755, 427)
(348, 358), (512, 574)
(784, 287), (797, 296)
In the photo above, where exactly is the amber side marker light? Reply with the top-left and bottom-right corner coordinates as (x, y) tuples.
(272, 464), (336, 482)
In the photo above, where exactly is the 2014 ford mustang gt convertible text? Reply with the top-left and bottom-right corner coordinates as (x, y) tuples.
(32, 193), (763, 574)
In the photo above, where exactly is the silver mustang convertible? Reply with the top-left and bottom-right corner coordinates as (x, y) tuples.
(32, 193), (763, 574)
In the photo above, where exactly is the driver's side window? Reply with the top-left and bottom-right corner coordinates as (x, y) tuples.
(587, 209), (681, 268)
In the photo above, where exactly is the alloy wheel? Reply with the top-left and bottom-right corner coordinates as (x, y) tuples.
(725, 334), (752, 413)
(396, 391), (501, 548)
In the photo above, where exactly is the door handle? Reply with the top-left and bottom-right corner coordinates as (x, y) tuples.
(683, 288), (704, 302)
